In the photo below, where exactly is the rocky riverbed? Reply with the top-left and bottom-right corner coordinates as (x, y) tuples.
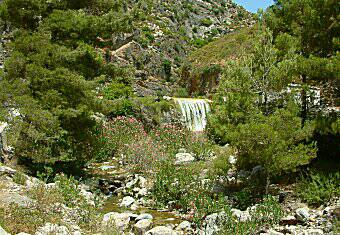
(1, 155), (339, 235)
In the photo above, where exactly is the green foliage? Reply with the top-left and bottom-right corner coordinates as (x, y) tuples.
(191, 38), (209, 48)
(266, 0), (338, 57)
(152, 163), (229, 224)
(0, 1), (141, 166)
(107, 98), (135, 117)
(210, 147), (232, 178)
(296, 172), (340, 206)
(200, 18), (213, 27)
(12, 172), (27, 185)
(230, 105), (316, 177)
(221, 196), (283, 235)
(104, 82), (133, 100)
(208, 29), (317, 187)
(162, 59), (172, 80)
(173, 87), (189, 98)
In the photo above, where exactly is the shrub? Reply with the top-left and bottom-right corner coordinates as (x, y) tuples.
(200, 18), (213, 27)
(188, 134), (214, 161)
(150, 124), (189, 157)
(104, 81), (134, 100)
(173, 87), (189, 98)
(12, 172), (27, 185)
(210, 146), (233, 179)
(296, 172), (340, 206)
(191, 38), (209, 48)
(98, 116), (145, 161)
(107, 98), (135, 117)
(221, 196), (283, 235)
(152, 163), (228, 224)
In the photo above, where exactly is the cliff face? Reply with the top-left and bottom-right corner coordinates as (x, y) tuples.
(109, 0), (254, 96)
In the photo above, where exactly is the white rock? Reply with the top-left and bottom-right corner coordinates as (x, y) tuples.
(130, 203), (139, 211)
(17, 233), (32, 235)
(134, 219), (152, 234)
(138, 176), (147, 188)
(35, 223), (69, 235)
(100, 165), (115, 171)
(295, 207), (310, 221)
(231, 208), (251, 222)
(203, 212), (228, 235)
(146, 226), (176, 235)
(136, 213), (153, 221)
(176, 221), (191, 231)
(137, 188), (148, 197)
(0, 166), (16, 176)
(0, 225), (10, 235)
(102, 212), (133, 231)
(304, 229), (324, 235)
(228, 155), (237, 164)
(120, 196), (136, 208)
(177, 148), (187, 153)
(174, 153), (195, 165)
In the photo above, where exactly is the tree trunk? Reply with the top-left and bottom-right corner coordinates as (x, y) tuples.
(264, 92), (269, 116)
(265, 174), (270, 195)
(301, 74), (308, 127)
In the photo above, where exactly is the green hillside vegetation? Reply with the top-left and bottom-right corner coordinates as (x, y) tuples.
(187, 28), (255, 69)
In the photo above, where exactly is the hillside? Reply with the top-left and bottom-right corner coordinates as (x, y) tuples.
(100, 0), (255, 96)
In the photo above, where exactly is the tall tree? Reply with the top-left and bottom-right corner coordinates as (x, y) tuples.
(266, 0), (340, 124)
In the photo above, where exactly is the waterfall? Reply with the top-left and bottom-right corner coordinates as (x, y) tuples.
(173, 98), (211, 132)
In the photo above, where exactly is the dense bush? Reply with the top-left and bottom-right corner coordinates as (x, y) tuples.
(221, 196), (283, 235)
(296, 172), (340, 206)
(152, 163), (229, 224)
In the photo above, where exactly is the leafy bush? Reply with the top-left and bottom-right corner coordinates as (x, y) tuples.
(296, 172), (340, 206)
(12, 172), (27, 185)
(200, 18), (213, 27)
(209, 146), (233, 179)
(107, 98), (135, 117)
(191, 38), (209, 48)
(222, 196), (283, 235)
(173, 87), (189, 98)
(104, 81), (134, 99)
(152, 163), (228, 224)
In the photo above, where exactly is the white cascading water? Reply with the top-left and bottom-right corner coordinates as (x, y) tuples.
(173, 98), (211, 132)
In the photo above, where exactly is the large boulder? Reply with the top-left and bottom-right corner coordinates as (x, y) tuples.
(203, 212), (229, 235)
(102, 212), (136, 231)
(136, 213), (153, 221)
(174, 153), (195, 165)
(304, 229), (324, 235)
(295, 207), (310, 221)
(35, 223), (69, 235)
(120, 196), (136, 208)
(175, 221), (192, 232)
(134, 219), (152, 235)
(0, 166), (16, 177)
(231, 208), (251, 222)
(0, 225), (10, 235)
(146, 226), (176, 235)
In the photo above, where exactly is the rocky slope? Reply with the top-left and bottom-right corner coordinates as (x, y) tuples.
(107, 0), (254, 96)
